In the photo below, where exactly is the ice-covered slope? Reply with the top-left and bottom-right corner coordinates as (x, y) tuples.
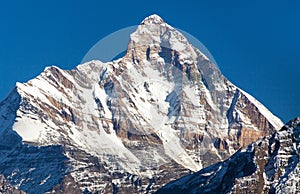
(0, 14), (283, 193)
(156, 117), (300, 194)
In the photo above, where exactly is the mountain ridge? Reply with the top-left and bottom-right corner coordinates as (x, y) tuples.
(0, 14), (283, 193)
(156, 116), (300, 194)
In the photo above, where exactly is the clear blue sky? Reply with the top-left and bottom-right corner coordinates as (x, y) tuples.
(0, 0), (299, 122)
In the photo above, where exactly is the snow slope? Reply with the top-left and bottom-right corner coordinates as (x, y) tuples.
(156, 117), (300, 194)
(0, 14), (284, 193)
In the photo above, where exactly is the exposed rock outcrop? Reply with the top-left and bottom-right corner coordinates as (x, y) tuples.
(156, 117), (300, 194)
(0, 14), (283, 193)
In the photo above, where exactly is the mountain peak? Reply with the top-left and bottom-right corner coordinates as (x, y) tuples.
(0, 15), (285, 194)
(140, 14), (165, 25)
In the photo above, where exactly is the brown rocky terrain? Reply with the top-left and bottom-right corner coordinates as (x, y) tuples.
(156, 117), (300, 194)
(0, 14), (283, 193)
(0, 175), (25, 194)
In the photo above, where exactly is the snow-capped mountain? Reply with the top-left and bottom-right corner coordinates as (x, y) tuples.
(156, 116), (300, 194)
(0, 14), (283, 193)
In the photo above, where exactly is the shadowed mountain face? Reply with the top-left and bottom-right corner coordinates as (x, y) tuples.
(0, 14), (283, 193)
(156, 117), (300, 194)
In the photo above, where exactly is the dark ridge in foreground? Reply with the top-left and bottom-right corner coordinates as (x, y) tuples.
(156, 117), (300, 194)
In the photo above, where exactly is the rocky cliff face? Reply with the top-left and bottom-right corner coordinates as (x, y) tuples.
(156, 117), (300, 194)
(0, 174), (25, 194)
(0, 14), (283, 193)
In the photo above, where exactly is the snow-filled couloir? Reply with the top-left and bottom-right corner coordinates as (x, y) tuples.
(0, 14), (283, 193)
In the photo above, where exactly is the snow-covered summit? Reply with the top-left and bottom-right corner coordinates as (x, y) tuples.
(140, 14), (165, 25)
(0, 15), (284, 193)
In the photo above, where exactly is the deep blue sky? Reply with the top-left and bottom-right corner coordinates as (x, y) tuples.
(0, 1), (299, 122)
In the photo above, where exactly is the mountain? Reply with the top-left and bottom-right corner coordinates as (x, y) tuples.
(156, 117), (300, 194)
(0, 14), (283, 193)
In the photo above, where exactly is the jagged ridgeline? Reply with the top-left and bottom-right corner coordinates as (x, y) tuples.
(0, 14), (283, 193)
(156, 117), (300, 194)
